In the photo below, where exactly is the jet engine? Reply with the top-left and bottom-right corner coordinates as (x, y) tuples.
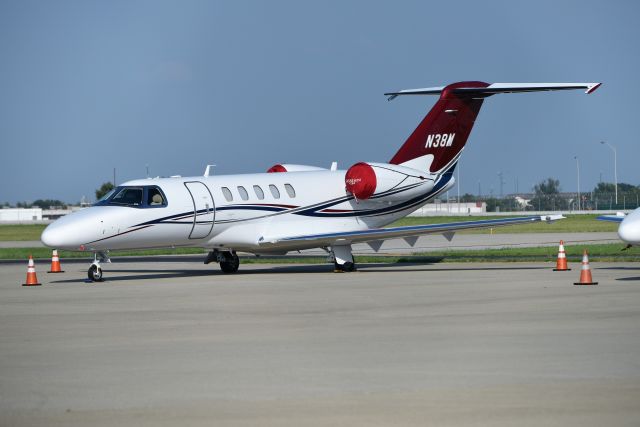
(344, 162), (436, 201)
(267, 164), (327, 173)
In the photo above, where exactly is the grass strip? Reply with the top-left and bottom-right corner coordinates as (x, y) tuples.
(0, 247), (204, 260)
(0, 224), (47, 241)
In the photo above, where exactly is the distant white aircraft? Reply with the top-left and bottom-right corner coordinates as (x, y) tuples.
(42, 81), (600, 281)
(598, 208), (640, 247)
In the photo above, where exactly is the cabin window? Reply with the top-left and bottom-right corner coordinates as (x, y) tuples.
(237, 186), (249, 201)
(269, 184), (280, 199)
(253, 185), (265, 200)
(284, 183), (296, 198)
(221, 187), (233, 202)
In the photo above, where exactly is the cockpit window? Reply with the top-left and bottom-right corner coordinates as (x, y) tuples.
(111, 187), (143, 206)
(147, 187), (166, 206)
(94, 185), (168, 208)
(96, 188), (117, 203)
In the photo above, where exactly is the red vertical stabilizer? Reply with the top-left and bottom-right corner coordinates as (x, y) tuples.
(389, 81), (489, 173)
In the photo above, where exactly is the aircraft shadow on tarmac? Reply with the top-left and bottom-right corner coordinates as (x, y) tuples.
(598, 266), (640, 281)
(49, 263), (550, 283)
(50, 269), (217, 284)
(362, 264), (550, 273)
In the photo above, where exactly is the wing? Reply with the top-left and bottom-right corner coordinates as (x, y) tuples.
(261, 215), (564, 249)
(596, 213), (626, 223)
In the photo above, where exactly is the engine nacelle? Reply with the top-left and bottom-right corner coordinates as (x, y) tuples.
(267, 164), (327, 173)
(345, 162), (436, 201)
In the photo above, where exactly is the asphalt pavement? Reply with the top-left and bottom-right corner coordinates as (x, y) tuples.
(1, 259), (639, 426)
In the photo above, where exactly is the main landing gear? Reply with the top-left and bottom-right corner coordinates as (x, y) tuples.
(330, 244), (357, 272)
(205, 250), (240, 274)
(203, 247), (356, 274)
(88, 251), (110, 282)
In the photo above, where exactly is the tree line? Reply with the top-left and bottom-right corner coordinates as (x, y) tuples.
(459, 178), (640, 211)
(2, 199), (68, 209)
(1, 182), (116, 209)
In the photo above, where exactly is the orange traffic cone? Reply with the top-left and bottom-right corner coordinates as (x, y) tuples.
(553, 240), (571, 271)
(574, 249), (598, 285)
(22, 255), (42, 286)
(47, 249), (64, 273)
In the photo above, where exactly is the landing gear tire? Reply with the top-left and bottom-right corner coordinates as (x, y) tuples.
(88, 264), (103, 282)
(219, 252), (240, 274)
(343, 261), (356, 272)
(334, 261), (356, 272)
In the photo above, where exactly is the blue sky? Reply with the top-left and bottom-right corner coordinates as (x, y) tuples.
(0, 0), (637, 203)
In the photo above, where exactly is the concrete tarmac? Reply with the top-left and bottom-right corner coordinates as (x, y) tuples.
(1, 260), (640, 426)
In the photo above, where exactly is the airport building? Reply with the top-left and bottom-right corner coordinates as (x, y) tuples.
(0, 207), (85, 223)
(0, 208), (42, 222)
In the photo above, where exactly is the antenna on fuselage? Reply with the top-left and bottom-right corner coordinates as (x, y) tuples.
(204, 164), (216, 177)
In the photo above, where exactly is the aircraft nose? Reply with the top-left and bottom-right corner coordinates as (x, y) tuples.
(41, 207), (114, 250)
(41, 222), (67, 248)
(618, 218), (640, 245)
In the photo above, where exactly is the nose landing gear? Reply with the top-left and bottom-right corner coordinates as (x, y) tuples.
(88, 251), (110, 282)
(88, 264), (103, 281)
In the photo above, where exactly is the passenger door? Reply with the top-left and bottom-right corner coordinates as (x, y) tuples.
(184, 181), (215, 239)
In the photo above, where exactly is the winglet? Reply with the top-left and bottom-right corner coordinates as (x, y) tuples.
(586, 83), (602, 94)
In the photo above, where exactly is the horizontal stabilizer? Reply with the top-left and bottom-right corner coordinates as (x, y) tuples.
(385, 82), (601, 100)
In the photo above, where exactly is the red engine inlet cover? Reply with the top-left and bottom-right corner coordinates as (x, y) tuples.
(267, 164), (287, 173)
(345, 162), (377, 200)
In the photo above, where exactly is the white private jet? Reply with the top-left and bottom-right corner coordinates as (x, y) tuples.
(42, 81), (600, 281)
(598, 208), (640, 247)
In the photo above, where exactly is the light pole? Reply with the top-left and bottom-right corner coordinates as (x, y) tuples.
(497, 171), (505, 198)
(600, 141), (617, 205)
(574, 156), (581, 211)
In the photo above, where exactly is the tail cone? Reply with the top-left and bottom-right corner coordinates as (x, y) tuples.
(22, 255), (42, 286)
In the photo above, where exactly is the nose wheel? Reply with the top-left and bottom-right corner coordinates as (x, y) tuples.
(88, 264), (103, 282)
(87, 251), (110, 282)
